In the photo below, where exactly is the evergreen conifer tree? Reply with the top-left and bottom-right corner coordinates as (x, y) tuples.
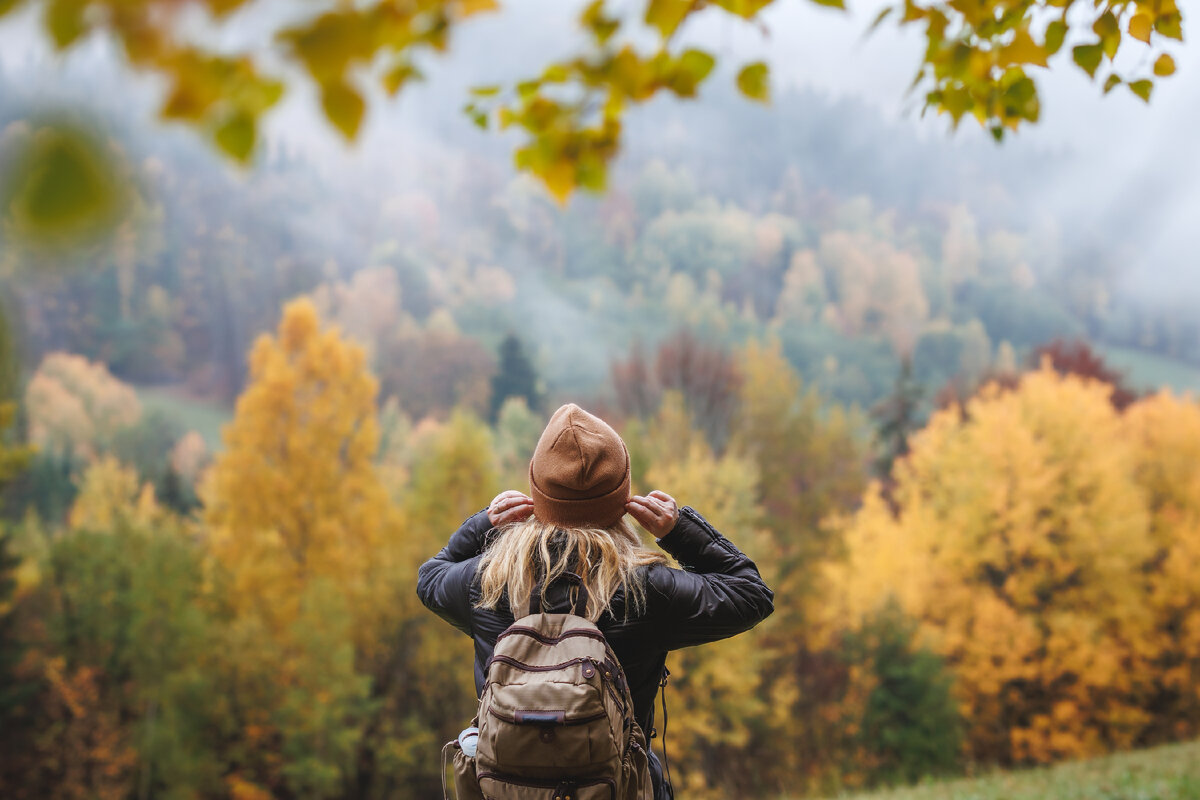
(489, 333), (539, 422)
(871, 358), (923, 481)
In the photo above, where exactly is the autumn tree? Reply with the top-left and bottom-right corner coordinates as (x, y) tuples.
(0, 401), (36, 778)
(493, 396), (542, 489)
(825, 366), (1161, 765)
(717, 340), (867, 787)
(387, 410), (499, 796)
(379, 312), (495, 422)
(201, 299), (402, 797)
(203, 299), (396, 631)
(815, 230), (929, 355)
(1034, 338), (1139, 410)
(25, 352), (142, 464)
(628, 393), (775, 798)
(1125, 391), (1200, 743)
(611, 329), (742, 450)
(610, 340), (661, 422)
(934, 338), (1137, 413)
(4, 458), (223, 800)
(732, 339), (866, 593)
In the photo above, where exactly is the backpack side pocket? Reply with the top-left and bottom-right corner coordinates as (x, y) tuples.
(621, 739), (653, 800)
(453, 745), (486, 800)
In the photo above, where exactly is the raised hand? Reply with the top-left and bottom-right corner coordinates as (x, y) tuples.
(487, 490), (535, 528)
(626, 490), (679, 538)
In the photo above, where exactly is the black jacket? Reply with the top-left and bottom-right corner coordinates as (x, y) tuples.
(416, 505), (775, 793)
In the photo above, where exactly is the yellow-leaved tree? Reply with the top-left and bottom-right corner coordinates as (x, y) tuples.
(727, 339), (868, 790)
(1126, 391), (1200, 742)
(627, 393), (775, 799)
(201, 299), (399, 798)
(203, 298), (397, 638)
(824, 366), (1158, 765)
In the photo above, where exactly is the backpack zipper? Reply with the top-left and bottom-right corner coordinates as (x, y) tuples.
(486, 654), (594, 674)
(486, 707), (608, 726)
(497, 626), (609, 647)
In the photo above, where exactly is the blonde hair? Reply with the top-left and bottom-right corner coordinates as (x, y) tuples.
(477, 517), (668, 622)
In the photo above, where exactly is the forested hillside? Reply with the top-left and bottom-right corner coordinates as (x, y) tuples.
(3, 50), (1200, 800)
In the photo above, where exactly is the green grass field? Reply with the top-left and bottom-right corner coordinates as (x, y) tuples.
(1101, 346), (1200, 396)
(137, 385), (231, 450)
(825, 740), (1200, 800)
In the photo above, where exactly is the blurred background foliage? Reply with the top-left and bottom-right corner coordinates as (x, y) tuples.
(0, 0), (1186, 203)
(0, 1), (1199, 795)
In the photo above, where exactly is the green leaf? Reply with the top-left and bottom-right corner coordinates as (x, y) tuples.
(214, 112), (256, 162)
(645, 0), (694, 38)
(810, 0), (845, 8)
(320, 82), (365, 139)
(470, 84), (501, 97)
(1153, 53), (1176, 77)
(463, 104), (489, 130)
(1092, 11), (1119, 40)
(383, 61), (422, 96)
(0, 0), (26, 18)
(1001, 28), (1047, 67)
(1128, 79), (1153, 103)
(710, 0), (774, 20)
(939, 86), (972, 123)
(581, 0), (619, 44)
(45, 0), (86, 48)
(1091, 11), (1121, 59)
(1044, 20), (1067, 55)
(1155, 12), (1182, 41)
(676, 48), (710, 82)
(2, 123), (130, 248)
(541, 64), (569, 83)
(1072, 43), (1104, 78)
(736, 61), (770, 103)
(1102, 74), (1122, 94)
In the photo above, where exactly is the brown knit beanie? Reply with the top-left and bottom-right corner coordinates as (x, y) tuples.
(528, 403), (631, 529)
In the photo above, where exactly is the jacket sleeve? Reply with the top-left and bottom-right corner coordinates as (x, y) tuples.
(415, 509), (493, 637)
(646, 505), (774, 650)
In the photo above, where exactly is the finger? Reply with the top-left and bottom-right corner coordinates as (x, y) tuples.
(628, 500), (665, 531)
(492, 496), (518, 512)
(643, 496), (669, 518)
(625, 499), (653, 523)
(496, 504), (533, 524)
(493, 494), (530, 512)
(648, 490), (674, 504)
(499, 499), (534, 517)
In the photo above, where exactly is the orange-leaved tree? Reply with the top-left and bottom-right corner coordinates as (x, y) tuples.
(824, 366), (1160, 765)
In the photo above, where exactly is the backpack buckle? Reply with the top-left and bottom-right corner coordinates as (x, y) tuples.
(554, 780), (577, 800)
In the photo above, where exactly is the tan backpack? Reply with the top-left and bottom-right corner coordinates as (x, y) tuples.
(445, 607), (654, 800)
